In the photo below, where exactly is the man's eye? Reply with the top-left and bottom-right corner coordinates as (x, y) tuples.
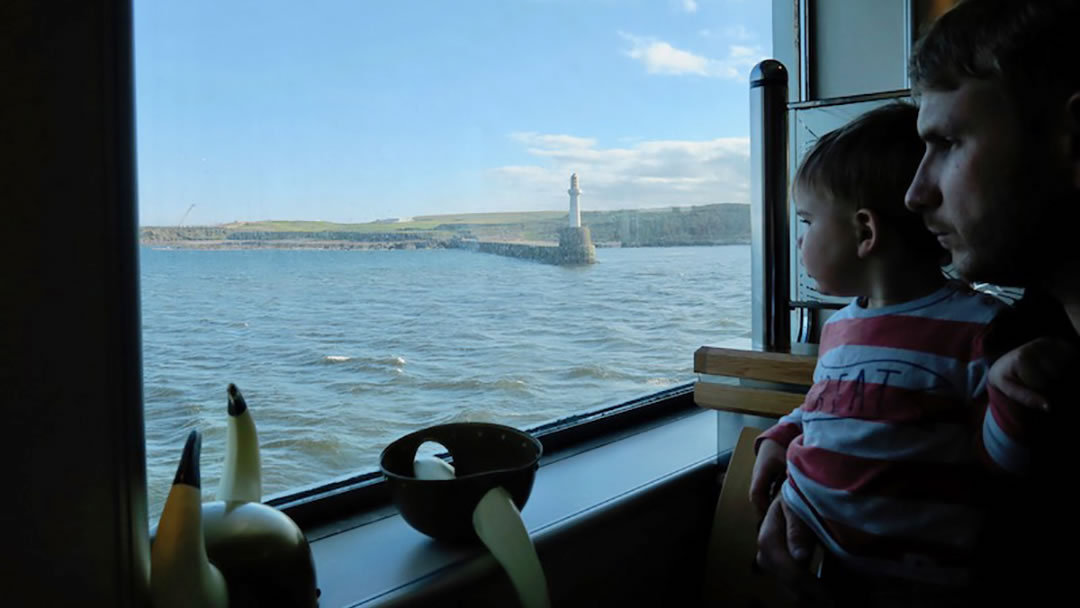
(929, 135), (956, 150)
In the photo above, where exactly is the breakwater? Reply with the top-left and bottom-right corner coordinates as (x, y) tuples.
(450, 226), (596, 265)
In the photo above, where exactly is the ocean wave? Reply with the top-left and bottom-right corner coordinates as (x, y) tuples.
(195, 317), (250, 328)
(570, 335), (644, 350)
(645, 377), (680, 387)
(261, 435), (346, 455)
(319, 354), (407, 367)
(144, 385), (186, 400)
(417, 377), (532, 394)
(564, 365), (634, 381)
(443, 406), (500, 425)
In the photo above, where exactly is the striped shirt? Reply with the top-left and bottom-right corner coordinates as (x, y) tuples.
(759, 281), (1034, 585)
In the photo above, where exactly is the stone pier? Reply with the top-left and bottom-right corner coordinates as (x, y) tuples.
(449, 228), (596, 266)
(448, 172), (597, 265)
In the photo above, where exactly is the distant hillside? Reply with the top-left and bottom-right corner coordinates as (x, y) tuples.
(582, 204), (750, 246)
(140, 204), (750, 249)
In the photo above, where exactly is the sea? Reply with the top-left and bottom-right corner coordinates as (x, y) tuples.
(141, 245), (751, 520)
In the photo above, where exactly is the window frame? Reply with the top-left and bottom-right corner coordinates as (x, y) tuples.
(270, 383), (698, 528)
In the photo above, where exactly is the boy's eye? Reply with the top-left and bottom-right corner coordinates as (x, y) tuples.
(798, 218), (810, 225)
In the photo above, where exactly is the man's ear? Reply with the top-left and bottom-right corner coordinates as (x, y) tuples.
(853, 208), (878, 259)
(1067, 92), (1080, 189)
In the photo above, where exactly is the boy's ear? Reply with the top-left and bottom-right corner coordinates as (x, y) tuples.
(853, 208), (878, 259)
(1066, 92), (1080, 189)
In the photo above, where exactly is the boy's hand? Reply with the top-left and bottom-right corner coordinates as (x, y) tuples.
(990, 337), (1078, 412)
(749, 438), (787, 517)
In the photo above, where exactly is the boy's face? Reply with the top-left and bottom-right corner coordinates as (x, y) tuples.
(795, 187), (861, 297)
(905, 78), (1067, 286)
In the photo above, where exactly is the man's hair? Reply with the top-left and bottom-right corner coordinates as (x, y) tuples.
(794, 103), (939, 258)
(910, 0), (1080, 125)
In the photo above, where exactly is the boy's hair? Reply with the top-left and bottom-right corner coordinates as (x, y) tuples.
(794, 103), (939, 259)
(910, 0), (1080, 129)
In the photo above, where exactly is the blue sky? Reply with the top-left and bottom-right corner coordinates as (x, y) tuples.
(134, 0), (771, 226)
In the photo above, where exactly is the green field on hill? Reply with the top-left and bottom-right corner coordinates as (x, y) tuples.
(220, 211), (570, 234)
(142, 205), (750, 248)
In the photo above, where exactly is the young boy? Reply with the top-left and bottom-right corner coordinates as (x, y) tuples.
(748, 103), (1036, 605)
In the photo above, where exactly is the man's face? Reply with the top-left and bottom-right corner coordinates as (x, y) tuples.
(905, 79), (1064, 286)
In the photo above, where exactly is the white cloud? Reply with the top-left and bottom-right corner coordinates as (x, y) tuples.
(619, 32), (766, 80)
(620, 32), (710, 76)
(681, 0), (699, 13)
(729, 44), (757, 56)
(723, 24), (755, 40)
(490, 131), (750, 211)
(510, 132), (597, 149)
(700, 25), (756, 41)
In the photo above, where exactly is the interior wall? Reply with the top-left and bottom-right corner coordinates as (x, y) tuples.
(809, 0), (910, 99)
(2, 1), (148, 605)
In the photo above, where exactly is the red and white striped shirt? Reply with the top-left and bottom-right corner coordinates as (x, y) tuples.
(759, 281), (1034, 585)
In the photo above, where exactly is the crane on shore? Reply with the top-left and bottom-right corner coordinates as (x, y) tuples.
(177, 204), (196, 227)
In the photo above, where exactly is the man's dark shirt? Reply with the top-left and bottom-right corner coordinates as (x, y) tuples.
(976, 288), (1078, 604)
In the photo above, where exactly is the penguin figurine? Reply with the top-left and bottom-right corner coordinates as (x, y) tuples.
(151, 429), (229, 608)
(218, 383), (261, 504)
(200, 500), (320, 608)
(200, 383), (320, 607)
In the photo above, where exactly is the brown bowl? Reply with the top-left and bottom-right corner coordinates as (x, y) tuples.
(380, 422), (543, 543)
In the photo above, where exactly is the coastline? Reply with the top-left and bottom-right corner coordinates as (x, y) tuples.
(139, 237), (752, 251)
(140, 205), (752, 251)
(139, 238), (448, 251)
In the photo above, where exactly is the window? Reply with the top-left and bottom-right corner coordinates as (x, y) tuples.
(135, 0), (769, 522)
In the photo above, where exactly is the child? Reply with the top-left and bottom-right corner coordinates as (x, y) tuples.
(748, 103), (1036, 605)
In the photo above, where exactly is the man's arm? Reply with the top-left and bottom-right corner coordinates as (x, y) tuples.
(755, 495), (830, 604)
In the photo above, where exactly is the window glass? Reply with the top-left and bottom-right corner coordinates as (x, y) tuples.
(135, 0), (768, 521)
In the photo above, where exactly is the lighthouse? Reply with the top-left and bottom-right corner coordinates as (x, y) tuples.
(555, 173), (595, 264)
(568, 173), (582, 228)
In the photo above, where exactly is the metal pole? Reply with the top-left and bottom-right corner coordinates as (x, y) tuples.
(749, 60), (791, 352)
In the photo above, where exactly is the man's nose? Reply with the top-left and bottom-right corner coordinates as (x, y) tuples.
(905, 161), (941, 212)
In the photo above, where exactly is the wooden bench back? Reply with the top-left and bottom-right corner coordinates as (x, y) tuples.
(693, 346), (816, 418)
(695, 346), (819, 608)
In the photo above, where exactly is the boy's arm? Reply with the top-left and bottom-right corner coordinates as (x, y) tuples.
(975, 337), (1073, 473)
(750, 325), (827, 515)
(755, 404), (806, 451)
(989, 336), (1077, 412)
(749, 406), (805, 516)
(977, 384), (1039, 474)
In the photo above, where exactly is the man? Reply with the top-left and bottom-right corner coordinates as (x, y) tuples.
(754, 1), (1080, 603)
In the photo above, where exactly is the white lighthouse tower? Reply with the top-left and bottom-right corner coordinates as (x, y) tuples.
(556, 172), (596, 264)
(568, 173), (582, 228)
